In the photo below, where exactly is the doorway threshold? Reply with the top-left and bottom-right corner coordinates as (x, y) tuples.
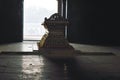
(23, 35), (42, 41)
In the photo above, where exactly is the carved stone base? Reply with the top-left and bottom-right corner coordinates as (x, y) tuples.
(38, 48), (75, 59)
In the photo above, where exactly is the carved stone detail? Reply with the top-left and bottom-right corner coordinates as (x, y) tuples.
(38, 13), (72, 48)
(37, 13), (75, 58)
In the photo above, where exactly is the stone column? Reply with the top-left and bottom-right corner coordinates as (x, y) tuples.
(57, 0), (63, 15)
(62, 0), (66, 18)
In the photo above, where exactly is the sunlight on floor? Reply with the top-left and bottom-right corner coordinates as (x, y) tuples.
(22, 55), (44, 75)
(0, 41), (38, 52)
(23, 0), (57, 40)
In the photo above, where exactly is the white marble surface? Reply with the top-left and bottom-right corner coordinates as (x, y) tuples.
(0, 41), (38, 52)
(0, 41), (120, 56)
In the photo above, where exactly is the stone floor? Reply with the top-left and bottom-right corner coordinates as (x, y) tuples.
(0, 41), (38, 52)
(0, 54), (72, 80)
(0, 41), (120, 80)
(1, 54), (120, 80)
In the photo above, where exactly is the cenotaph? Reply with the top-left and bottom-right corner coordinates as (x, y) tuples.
(37, 13), (75, 58)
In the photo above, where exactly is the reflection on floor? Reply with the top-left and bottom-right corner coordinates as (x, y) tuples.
(0, 41), (120, 80)
(0, 41), (38, 52)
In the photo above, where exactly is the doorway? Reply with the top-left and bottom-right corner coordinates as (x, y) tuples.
(23, 0), (57, 40)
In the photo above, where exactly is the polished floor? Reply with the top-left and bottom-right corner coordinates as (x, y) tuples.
(0, 41), (38, 52)
(0, 41), (120, 80)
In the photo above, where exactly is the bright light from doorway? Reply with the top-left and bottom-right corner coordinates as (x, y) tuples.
(23, 0), (57, 40)
(25, 0), (57, 11)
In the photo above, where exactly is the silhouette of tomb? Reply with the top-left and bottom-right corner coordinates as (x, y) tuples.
(37, 13), (75, 58)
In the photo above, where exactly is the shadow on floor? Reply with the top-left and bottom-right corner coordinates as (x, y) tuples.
(0, 51), (119, 80)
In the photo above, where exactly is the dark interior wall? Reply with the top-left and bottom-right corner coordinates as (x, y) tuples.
(0, 0), (119, 45)
(0, 0), (23, 44)
(67, 0), (120, 46)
